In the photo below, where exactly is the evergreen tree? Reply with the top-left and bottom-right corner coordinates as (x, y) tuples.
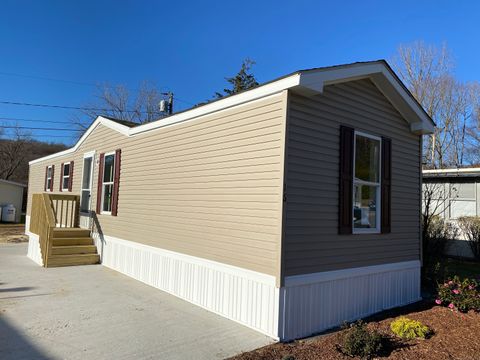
(215, 58), (259, 98)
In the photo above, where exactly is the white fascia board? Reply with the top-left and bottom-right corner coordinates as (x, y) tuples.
(423, 168), (480, 175)
(297, 63), (435, 135)
(129, 75), (301, 136)
(29, 116), (129, 165)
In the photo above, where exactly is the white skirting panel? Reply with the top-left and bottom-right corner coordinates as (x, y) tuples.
(96, 234), (280, 338)
(280, 260), (421, 341)
(25, 216), (43, 266)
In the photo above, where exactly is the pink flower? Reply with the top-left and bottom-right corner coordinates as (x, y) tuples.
(435, 299), (442, 305)
(448, 303), (455, 309)
(448, 281), (454, 285)
(469, 285), (475, 290)
(453, 289), (460, 294)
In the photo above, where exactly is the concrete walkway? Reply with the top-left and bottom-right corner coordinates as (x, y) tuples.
(0, 244), (274, 360)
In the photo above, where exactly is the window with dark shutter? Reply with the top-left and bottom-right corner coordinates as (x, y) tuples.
(339, 126), (354, 234)
(111, 149), (121, 216)
(381, 137), (392, 233)
(96, 153), (105, 214)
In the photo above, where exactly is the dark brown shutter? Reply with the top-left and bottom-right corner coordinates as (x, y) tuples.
(339, 126), (354, 234)
(111, 149), (121, 216)
(381, 137), (392, 233)
(68, 161), (74, 192)
(96, 153), (105, 214)
(50, 165), (55, 192)
(59, 163), (64, 191)
(44, 166), (48, 191)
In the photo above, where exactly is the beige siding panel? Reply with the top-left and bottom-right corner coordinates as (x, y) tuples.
(284, 79), (421, 276)
(27, 94), (287, 277)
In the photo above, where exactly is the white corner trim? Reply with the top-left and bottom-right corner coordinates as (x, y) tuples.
(96, 234), (280, 338)
(284, 260), (421, 287)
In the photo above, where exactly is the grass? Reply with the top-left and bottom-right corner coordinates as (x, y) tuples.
(445, 258), (480, 279)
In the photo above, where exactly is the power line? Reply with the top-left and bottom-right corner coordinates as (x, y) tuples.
(1, 125), (82, 132)
(0, 116), (76, 124)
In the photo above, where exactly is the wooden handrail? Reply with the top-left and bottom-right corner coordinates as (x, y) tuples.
(30, 193), (80, 267)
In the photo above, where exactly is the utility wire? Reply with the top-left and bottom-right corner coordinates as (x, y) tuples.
(1, 125), (82, 132)
(0, 116), (75, 124)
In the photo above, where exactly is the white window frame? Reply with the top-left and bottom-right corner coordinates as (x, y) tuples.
(80, 151), (95, 214)
(101, 151), (116, 215)
(352, 131), (382, 234)
(61, 161), (72, 191)
(46, 165), (53, 192)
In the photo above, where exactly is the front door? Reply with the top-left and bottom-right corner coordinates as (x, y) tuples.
(80, 154), (94, 214)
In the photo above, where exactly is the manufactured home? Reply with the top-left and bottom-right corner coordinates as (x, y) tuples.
(26, 60), (434, 341)
(423, 167), (480, 259)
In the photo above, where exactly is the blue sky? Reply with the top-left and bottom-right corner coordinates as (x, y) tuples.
(0, 0), (478, 145)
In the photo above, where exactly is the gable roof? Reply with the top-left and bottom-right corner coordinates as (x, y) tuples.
(30, 60), (435, 165)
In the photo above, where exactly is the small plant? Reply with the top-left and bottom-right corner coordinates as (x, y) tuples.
(390, 317), (431, 340)
(436, 275), (480, 312)
(338, 320), (384, 359)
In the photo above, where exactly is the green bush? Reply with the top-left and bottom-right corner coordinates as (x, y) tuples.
(436, 275), (480, 312)
(339, 321), (384, 359)
(390, 317), (431, 340)
(457, 216), (480, 261)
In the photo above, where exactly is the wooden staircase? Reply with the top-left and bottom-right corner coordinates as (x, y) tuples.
(48, 228), (100, 267)
(30, 193), (100, 268)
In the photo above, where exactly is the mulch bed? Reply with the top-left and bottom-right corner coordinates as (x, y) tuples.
(230, 301), (480, 360)
(0, 224), (27, 243)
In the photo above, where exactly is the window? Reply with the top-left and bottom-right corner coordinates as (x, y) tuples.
(101, 153), (115, 213)
(46, 166), (53, 192)
(62, 162), (71, 191)
(353, 133), (381, 232)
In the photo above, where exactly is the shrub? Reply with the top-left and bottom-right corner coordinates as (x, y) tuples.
(457, 216), (480, 261)
(436, 275), (480, 312)
(390, 317), (431, 340)
(338, 321), (384, 359)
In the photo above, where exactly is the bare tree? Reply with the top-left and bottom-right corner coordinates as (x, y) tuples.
(392, 41), (480, 168)
(0, 125), (32, 181)
(73, 81), (166, 131)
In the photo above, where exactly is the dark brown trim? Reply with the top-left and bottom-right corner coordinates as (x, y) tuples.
(381, 137), (392, 233)
(111, 149), (121, 216)
(68, 161), (74, 192)
(339, 126), (354, 234)
(50, 165), (55, 192)
(96, 153), (105, 214)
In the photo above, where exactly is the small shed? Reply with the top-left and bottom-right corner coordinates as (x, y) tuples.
(0, 179), (26, 223)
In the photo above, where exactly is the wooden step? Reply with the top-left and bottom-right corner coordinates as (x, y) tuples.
(51, 245), (97, 255)
(52, 237), (94, 246)
(47, 254), (100, 267)
(53, 228), (90, 238)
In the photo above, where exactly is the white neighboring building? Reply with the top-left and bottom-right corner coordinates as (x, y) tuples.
(423, 168), (480, 259)
(0, 179), (26, 223)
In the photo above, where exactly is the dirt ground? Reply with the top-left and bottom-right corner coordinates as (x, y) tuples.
(0, 224), (27, 243)
(231, 301), (480, 360)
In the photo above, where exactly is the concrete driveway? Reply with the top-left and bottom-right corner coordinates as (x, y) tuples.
(0, 244), (274, 360)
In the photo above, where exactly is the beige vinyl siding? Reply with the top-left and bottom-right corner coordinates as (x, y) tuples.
(27, 94), (287, 278)
(284, 79), (421, 276)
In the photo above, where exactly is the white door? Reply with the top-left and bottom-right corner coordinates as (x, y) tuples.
(80, 154), (94, 214)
